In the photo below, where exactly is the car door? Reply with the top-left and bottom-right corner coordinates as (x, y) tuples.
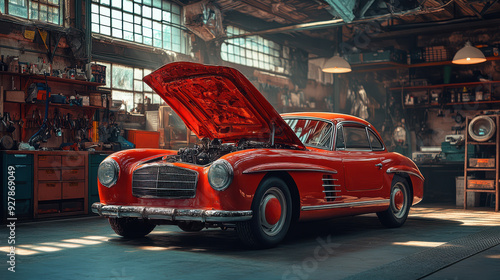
(285, 118), (345, 202)
(335, 123), (385, 191)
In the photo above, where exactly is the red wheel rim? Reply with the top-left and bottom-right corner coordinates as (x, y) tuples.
(264, 197), (282, 225)
(394, 189), (404, 210)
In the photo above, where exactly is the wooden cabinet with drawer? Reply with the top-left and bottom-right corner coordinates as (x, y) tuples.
(34, 152), (89, 218)
(38, 182), (62, 201)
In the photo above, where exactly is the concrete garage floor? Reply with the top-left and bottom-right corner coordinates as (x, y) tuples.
(1, 204), (499, 280)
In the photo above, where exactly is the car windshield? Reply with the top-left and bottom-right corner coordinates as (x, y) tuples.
(284, 118), (333, 149)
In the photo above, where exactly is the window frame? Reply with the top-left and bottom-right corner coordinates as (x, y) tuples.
(2, 0), (63, 25)
(283, 117), (335, 151)
(221, 25), (290, 74)
(90, 0), (189, 54)
(95, 61), (159, 114)
(335, 121), (386, 152)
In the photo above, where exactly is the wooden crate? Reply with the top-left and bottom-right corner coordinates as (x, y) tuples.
(469, 158), (495, 168)
(467, 180), (495, 190)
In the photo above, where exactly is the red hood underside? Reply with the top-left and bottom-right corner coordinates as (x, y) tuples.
(143, 62), (305, 149)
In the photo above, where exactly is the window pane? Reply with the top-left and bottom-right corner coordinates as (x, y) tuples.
(134, 93), (144, 109)
(335, 126), (344, 149)
(344, 126), (370, 149)
(134, 80), (143, 92)
(123, 0), (133, 12)
(111, 0), (122, 9)
(10, 0), (28, 18)
(152, 94), (161, 104)
(113, 90), (134, 112)
(112, 65), (134, 90)
(0, 0), (4, 13)
(369, 130), (384, 150)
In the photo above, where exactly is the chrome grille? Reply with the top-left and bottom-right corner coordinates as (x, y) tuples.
(322, 175), (341, 202)
(132, 164), (198, 198)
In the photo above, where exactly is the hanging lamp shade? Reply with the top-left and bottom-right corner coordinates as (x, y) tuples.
(322, 54), (352, 73)
(452, 41), (486, 65)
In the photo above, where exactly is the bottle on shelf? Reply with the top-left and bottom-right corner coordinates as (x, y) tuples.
(0, 55), (8, 71)
(8, 57), (20, 73)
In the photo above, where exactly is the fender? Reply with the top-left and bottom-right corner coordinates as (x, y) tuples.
(242, 162), (338, 174)
(386, 165), (425, 182)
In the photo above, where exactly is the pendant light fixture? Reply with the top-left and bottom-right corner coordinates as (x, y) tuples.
(322, 54), (352, 73)
(322, 27), (351, 73)
(452, 41), (486, 65)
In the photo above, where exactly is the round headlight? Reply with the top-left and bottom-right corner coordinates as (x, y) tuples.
(208, 159), (233, 191)
(98, 158), (119, 188)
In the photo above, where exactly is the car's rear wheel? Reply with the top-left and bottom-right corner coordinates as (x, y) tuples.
(108, 217), (156, 238)
(178, 221), (205, 232)
(236, 177), (292, 248)
(377, 176), (411, 228)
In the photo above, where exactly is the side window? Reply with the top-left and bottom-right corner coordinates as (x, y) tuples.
(344, 126), (370, 150)
(368, 130), (384, 150)
(335, 125), (345, 150)
(285, 118), (333, 150)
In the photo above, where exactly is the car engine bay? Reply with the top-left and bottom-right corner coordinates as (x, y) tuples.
(165, 137), (294, 165)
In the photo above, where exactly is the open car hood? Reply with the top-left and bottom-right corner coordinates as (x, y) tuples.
(143, 62), (305, 150)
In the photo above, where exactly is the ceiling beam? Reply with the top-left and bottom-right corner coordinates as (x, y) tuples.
(373, 17), (500, 39)
(238, 0), (301, 23)
(226, 19), (344, 38)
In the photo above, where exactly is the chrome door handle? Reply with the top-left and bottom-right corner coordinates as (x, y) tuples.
(375, 163), (383, 169)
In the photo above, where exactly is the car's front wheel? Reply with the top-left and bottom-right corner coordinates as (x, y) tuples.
(108, 217), (156, 238)
(236, 177), (292, 248)
(377, 176), (411, 228)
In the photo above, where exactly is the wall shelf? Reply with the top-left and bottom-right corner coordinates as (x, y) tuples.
(0, 71), (105, 87)
(390, 80), (500, 110)
(352, 56), (500, 73)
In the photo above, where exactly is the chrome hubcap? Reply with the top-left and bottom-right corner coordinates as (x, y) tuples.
(391, 182), (408, 219)
(259, 187), (286, 237)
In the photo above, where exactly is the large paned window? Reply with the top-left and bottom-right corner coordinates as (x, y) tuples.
(91, 0), (189, 54)
(2, 0), (62, 25)
(221, 26), (290, 74)
(96, 61), (162, 113)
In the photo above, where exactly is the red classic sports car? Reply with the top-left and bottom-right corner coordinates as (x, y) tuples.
(93, 62), (424, 248)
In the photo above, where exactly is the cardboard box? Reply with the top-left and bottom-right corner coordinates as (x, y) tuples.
(5, 90), (25, 102)
(90, 93), (102, 107)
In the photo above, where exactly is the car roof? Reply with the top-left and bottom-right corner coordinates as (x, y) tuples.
(281, 112), (372, 127)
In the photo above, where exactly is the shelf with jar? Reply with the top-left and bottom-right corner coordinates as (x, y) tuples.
(390, 80), (500, 109)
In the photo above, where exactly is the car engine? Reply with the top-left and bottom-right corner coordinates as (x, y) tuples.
(166, 138), (282, 165)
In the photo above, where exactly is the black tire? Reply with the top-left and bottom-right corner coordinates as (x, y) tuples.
(377, 176), (411, 228)
(178, 221), (205, 232)
(236, 177), (293, 248)
(108, 217), (156, 238)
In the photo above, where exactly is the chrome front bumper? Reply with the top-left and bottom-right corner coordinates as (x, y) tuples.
(91, 203), (253, 222)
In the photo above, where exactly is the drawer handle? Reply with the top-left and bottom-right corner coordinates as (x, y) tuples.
(14, 154), (27, 158)
(69, 183), (79, 187)
(15, 165), (27, 168)
(46, 183), (56, 187)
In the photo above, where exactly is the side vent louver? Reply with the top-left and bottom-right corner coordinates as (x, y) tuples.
(322, 175), (341, 202)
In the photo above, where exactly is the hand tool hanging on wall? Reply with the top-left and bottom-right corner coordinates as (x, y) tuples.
(28, 74), (52, 149)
